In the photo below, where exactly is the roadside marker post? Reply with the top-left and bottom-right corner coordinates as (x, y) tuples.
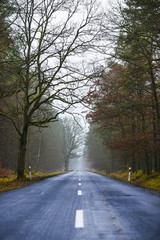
(128, 167), (131, 181)
(29, 166), (32, 180)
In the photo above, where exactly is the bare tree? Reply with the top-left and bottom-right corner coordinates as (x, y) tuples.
(62, 117), (84, 171)
(0, 0), (103, 178)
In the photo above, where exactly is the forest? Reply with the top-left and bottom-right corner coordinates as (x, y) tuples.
(86, 0), (160, 175)
(0, 0), (91, 178)
(0, 0), (160, 178)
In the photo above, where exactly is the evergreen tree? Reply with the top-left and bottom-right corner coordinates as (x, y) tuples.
(116, 0), (160, 172)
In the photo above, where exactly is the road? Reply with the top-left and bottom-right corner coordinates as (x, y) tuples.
(0, 171), (160, 240)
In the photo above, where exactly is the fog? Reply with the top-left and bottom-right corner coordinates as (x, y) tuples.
(69, 156), (85, 171)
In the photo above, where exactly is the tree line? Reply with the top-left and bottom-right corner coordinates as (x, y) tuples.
(1, 0), (159, 177)
(86, 0), (160, 175)
(0, 0), (97, 178)
(0, 113), (84, 173)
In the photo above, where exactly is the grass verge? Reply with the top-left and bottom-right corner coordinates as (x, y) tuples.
(0, 171), (67, 194)
(93, 170), (160, 193)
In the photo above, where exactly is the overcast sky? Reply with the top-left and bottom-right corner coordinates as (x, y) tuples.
(62, 0), (122, 127)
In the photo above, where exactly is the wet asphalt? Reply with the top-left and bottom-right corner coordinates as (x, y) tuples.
(0, 170), (160, 240)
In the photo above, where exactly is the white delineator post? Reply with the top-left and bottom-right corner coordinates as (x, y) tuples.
(128, 167), (131, 181)
(29, 165), (32, 180)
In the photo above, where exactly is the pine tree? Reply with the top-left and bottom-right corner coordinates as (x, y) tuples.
(116, 0), (160, 172)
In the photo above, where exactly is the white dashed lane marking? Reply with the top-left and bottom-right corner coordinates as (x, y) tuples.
(78, 190), (82, 195)
(75, 210), (84, 228)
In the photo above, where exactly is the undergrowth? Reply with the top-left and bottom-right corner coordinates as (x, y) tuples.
(0, 171), (67, 194)
(91, 170), (160, 192)
(107, 170), (160, 192)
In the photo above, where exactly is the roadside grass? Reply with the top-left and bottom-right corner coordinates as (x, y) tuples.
(108, 170), (160, 192)
(92, 170), (160, 192)
(0, 171), (67, 194)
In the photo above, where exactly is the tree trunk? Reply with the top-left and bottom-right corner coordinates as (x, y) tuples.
(17, 124), (29, 179)
(152, 111), (159, 172)
(131, 153), (136, 172)
(142, 151), (151, 175)
(145, 151), (151, 175)
(149, 60), (160, 170)
(35, 129), (41, 171)
(65, 157), (69, 171)
(149, 66), (160, 125)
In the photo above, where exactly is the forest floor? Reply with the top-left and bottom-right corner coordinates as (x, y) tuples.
(95, 170), (160, 193)
(0, 171), (67, 194)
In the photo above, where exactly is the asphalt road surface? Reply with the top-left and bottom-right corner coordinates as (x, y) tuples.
(0, 171), (160, 240)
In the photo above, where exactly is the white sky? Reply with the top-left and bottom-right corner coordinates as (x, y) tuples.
(60, 0), (122, 128)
